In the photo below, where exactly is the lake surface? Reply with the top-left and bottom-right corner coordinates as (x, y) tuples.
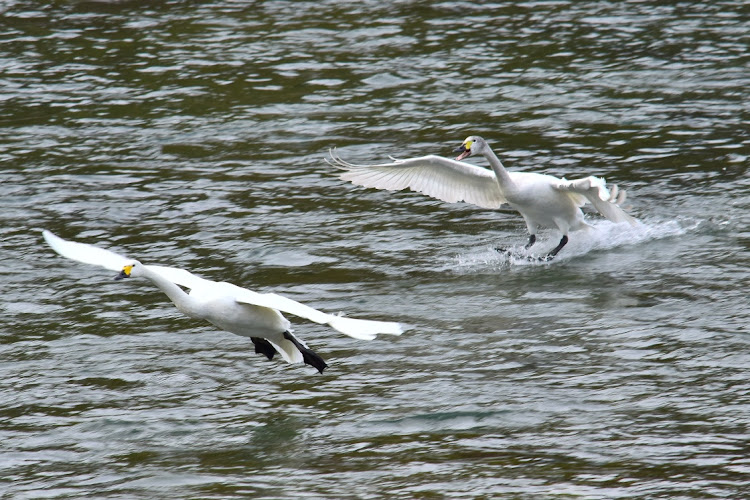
(1, 1), (749, 498)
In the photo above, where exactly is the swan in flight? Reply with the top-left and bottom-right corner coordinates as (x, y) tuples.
(42, 230), (403, 373)
(329, 136), (637, 259)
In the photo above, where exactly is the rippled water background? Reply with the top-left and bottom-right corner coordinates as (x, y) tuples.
(2, 1), (749, 498)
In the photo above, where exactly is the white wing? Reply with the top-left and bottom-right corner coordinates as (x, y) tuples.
(44, 230), (218, 288)
(44, 229), (404, 341)
(145, 265), (213, 290)
(43, 230), (131, 271)
(233, 288), (403, 340)
(328, 150), (507, 209)
(555, 176), (637, 225)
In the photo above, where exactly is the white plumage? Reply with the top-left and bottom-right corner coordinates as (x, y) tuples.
(329, 136), (637, 259)
(42, 230), (403, 373)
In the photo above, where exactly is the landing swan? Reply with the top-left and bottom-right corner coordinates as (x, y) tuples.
(42, 230), (403, 373)
(329, 136), (637, 259)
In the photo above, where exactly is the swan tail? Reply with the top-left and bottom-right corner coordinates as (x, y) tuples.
(557, 176), (637, 226)
(328, 315), (404, 340)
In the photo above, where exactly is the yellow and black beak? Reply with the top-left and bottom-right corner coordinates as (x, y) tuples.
(114, 264), (133, 280)
(453, 139), (473, 161)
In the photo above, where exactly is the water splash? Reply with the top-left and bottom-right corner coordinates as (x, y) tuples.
(453, 217), (701, 270)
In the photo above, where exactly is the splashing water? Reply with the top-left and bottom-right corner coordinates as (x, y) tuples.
(453, 217), (700, 270)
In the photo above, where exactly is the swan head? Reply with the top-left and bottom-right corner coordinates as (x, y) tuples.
(114, 260), (143, 280)
(453, 136), (488, 161)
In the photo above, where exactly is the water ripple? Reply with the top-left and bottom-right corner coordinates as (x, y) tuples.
(1, 0), (749, 498)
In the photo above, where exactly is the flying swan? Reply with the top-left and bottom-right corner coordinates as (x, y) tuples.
(42, 230), (403, 373)
(329, 136), (637, 259)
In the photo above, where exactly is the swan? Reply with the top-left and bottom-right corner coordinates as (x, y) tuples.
(42, 230), (403, 373)
(329, 136), (637, 259)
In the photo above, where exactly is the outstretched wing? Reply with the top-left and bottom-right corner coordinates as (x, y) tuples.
(43, 230), (218, 291)
(328, 150), (507, 209)
(43, 230), (131, 271)
(555, 176), (637, 225)
(145, 265), (213, 290)
(233, 287), (403, 340)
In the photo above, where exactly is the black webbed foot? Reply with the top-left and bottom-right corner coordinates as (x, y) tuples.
(525, 234), (537, 249)
(496, 234), (568, 262)
(283, 331), (328, 374)
(496, 234), (537, 255)
(546, 235), (569, 260)
(251, 337), (277, 360)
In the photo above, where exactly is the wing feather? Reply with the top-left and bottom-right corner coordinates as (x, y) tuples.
(43, 230), (403, 341)
(329, 150), (506, 209)
(144, 265), (212, 290)
(43, 230), (130, 272)
(43, 230), (223, 290)
(555, 176), (637, 225)
(233, 289), (403, 340)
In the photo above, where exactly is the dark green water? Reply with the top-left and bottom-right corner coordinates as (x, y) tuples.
(1, 1), (749, 498)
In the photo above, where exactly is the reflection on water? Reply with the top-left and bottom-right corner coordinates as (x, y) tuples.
(1, 0), (749, 498)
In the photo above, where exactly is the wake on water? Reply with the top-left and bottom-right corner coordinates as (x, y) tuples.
(451, 217), (700, 271)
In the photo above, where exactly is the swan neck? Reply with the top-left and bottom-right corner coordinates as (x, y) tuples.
(140, 266), (202, 318)
(484, 149), (514, 187)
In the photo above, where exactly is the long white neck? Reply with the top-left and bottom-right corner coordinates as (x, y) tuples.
(139, 265), (203, 319)
(483, 147), (515, 191)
